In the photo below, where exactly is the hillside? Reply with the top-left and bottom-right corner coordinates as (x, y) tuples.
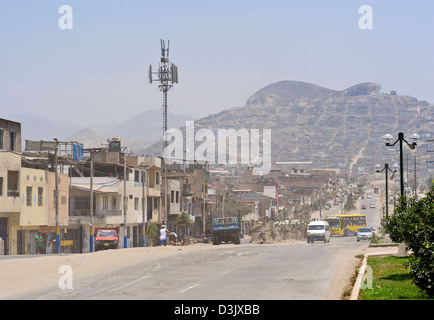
(144, 81), (432, 173)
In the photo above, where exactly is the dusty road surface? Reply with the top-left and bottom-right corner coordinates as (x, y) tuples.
(0, 237), (390, 300)
(0, 192), (394, 300)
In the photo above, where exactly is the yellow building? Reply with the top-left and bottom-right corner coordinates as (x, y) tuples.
(0, 151), (21, 255)
(12, 168), (70, 255)
(9, 167), (48, 255)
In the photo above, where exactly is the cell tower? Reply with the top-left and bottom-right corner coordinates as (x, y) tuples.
(148, 40), (178, 226)
(149, 39), (179, 150)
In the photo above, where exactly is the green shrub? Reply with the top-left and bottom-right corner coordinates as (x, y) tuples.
(386, 186), (434, 297)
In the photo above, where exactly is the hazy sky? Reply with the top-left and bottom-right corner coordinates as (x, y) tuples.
(1, 1), (433, 126)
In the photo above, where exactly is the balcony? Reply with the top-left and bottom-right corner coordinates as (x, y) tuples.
(95, 209), (121, 217)
(7, 189), (19, 197)
(70, 209), (121, 217)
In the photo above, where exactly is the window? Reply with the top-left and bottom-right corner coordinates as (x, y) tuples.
(103, 196), (109, 210)
(171, 190), (175, 203)
(38, 187), (43, 206)
(176, 191), (179, 203)
(155, 172), (160, 185)
(26, 187), (32, 206)
(7, 171), (19, 197)
(308, 225), (324, 230)
(0, 129), (3, 149)
(9, 131), (16, 151)
(74, 197), (90, 210)
(134, 197), (139, 210)
(153, 198), (158, 210)
(0, 177), (3, 196)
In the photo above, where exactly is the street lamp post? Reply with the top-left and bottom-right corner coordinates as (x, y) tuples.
(375, 163), (396, 219)
(382, 132), (420, 197)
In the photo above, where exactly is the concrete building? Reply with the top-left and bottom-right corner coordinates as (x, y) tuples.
(0, 118), (22, 255)
(0, 151), (21, 255)
(69, 158), (150, 251)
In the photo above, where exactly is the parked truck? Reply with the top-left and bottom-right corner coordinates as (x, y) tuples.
(212, 217), (241, 245)
(95, 227), (119, 251)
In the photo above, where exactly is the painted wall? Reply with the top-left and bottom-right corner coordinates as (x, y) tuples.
(0, 152), (21, 214)
(47, 172), (69, 227)
(19, 167), (48, 227)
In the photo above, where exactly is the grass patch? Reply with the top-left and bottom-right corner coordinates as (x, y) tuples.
(359, 256), (433, 300)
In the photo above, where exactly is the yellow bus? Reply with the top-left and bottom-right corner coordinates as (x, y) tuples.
(324, 214), (367, 236)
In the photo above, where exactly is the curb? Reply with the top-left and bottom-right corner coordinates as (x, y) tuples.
(350, 250), (396, 300)
(368, 243), (398, 248)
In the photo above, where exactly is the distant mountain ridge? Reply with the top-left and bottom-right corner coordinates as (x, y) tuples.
(245, 81), (380, 107)
(143, 80), (432, 173)
(5, 109), (195, 152)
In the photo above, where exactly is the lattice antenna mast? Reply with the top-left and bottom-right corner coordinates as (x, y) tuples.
(149, 39), (179, 150)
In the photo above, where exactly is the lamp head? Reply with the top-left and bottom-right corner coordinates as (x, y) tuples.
(382, 134), (393, 145)
(409, 133), (420, 145)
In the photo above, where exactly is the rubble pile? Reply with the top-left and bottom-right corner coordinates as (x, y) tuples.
(249, 222), (305, 244)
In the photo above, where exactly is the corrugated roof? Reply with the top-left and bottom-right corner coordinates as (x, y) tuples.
(237, 191), (273, 199)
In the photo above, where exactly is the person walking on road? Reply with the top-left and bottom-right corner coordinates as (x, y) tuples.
(160, 225), (171, 246)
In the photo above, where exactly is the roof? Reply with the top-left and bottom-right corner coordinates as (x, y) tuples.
(70, 184), (118, 194)
(237, 191), (274, 200)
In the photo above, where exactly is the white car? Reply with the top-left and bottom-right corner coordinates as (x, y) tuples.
(306, 221), (331, 243)
(370, 203), (375, 208)
(357, 227), (374, 241)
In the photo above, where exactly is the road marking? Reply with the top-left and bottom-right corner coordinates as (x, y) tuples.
(180, 283), (199, 293)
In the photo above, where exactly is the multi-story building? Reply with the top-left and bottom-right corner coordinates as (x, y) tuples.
(68, 153), (162, 252)
(0, 118), (22, 255)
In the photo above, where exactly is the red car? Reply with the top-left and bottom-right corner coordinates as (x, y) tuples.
(361, 204), (367, 209)
(334, 201), (339, 205)
(95, 228), (119, 251)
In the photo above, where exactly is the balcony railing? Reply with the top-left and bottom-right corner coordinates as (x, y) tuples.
(70, 209), (122, 217)
(95, 209), (121, 217)
(7, 190), (20, 197)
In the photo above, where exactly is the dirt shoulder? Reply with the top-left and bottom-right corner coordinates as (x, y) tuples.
(0, 244), (210, 299)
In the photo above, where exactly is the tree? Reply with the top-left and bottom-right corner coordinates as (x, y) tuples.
(386, 185), (434, 297)
(344, 193), (356, 211)
(174, 211), (194, 240)
(147, 222), (160, 247)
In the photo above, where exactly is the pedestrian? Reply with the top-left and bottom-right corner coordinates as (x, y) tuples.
(46, 233), (52, 254)
(160, 225), (171, 247)
(35, 232), (44, 254)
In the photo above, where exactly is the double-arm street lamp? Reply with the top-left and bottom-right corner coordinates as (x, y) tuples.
(382, 132), (420, 197)
(375, 163), (396, 219)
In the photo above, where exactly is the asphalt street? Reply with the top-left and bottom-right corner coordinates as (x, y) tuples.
(6, 192), (382, 300)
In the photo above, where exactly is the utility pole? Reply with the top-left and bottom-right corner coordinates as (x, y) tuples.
(414, 154), (417, 197)
(203, 168), (206, 235)
(90, 160), (94, 252)
(142, 169), (147, 247)
(123, 155), (127, 248)
(54, 138), (60, 254)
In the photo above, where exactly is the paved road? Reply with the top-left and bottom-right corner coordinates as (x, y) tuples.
(7, 192), (382, 300)
(16, 237), (367, 300)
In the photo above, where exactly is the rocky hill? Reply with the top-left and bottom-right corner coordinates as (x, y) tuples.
(143, 80), (432, 174)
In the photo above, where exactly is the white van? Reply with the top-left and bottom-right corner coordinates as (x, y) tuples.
(306, 221), (331, 243)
